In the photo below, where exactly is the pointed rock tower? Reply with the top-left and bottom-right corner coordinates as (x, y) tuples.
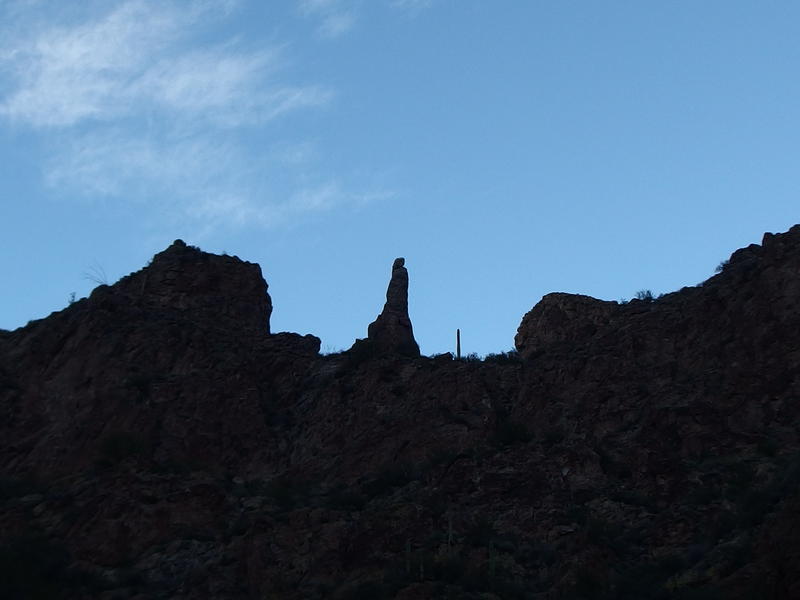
(355, 257), (420, 357)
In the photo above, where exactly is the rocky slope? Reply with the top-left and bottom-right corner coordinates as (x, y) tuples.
(1, 227), (800, 599)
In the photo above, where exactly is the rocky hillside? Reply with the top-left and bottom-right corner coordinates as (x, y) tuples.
(1, 228), (800, 599)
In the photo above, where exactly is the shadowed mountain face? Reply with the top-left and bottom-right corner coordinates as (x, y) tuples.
(2, 228), (800, 599)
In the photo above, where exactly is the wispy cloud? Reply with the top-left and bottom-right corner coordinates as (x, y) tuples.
(44, 128), (380, 230)
(317, 12), (357, 39)
(297, 0), (357, 39)
(0, 0), (350, 229)
(45, 130), (246, 202)
(0, 1), (333, 127)
(132, 46), (332, 126)
(389, 0), (436, 14)
(296, 0), (434, 40)
(269, 140), (320, 166)
(3, 2), (188, 126)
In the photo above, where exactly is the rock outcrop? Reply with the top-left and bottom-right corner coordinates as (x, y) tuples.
(114, 238), (273, 335)
(359, 257), (420, 357)
(514, 293), (619, 359)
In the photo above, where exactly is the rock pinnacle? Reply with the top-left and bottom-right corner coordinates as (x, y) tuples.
(363, 257), (420, 357)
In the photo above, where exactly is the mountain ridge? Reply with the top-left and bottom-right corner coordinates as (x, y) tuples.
(2, 225), (800, 599)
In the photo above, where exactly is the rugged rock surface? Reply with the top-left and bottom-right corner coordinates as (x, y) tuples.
(1, 227), (800, 599)
(130, 239), (273, 335)
(515, 293), (618, 359)
(358, 257), (420, 357)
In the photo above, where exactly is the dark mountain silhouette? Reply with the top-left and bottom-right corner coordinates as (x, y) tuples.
(2, 227), (800, 599)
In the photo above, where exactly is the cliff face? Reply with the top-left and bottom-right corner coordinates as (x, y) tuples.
(1, 228), (800, 599)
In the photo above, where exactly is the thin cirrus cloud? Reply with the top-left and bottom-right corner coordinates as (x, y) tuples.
(45, 131), (250, 206)
(0, 0), (351, 230)
(0, 1), (240, 127)
(389, 0), (435, 14)
(297, 0), (357, 39)
(297, 0), (435, 39)
(44, 130), (360, 228)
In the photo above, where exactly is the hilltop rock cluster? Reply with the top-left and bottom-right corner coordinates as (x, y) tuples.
(1, 227), (800, 599)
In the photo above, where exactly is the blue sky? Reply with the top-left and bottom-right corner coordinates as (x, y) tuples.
(1, 1), (798, 355)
